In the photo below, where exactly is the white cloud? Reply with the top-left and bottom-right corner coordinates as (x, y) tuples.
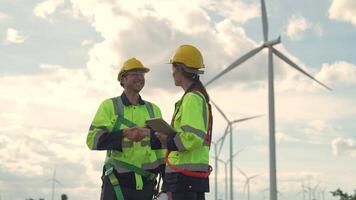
(316, 61), (356, 86)
(329, 0), (356, 26)
(33, 0), (65, 19)
(278, 171), (320, 182)
(0, 11), (10, 22)
(5, 28), (27, 44)
(81, 39), (94, 46)
(276, 132), (301, 143)
(202, 0), (260, 23)
(304, 120), (333, 136)
(285, 14), (324, 40)
(331, 137), (356, 157)
(286, 14), (311, 40)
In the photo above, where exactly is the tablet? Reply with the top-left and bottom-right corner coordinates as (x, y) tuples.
(145, 118), (176, 135)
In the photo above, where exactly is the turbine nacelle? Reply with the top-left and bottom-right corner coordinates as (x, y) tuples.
(262, 36), (281, 48)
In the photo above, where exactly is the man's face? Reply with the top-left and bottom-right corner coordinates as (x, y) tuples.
(121, 70), (145, 93)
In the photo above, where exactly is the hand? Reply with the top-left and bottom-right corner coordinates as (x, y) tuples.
(136, 127), (151, 137)
(123, 127), (145, 142)
(155, 132), (168, 144)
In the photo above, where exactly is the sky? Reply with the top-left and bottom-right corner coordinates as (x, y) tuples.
(0, 0), (355, 200)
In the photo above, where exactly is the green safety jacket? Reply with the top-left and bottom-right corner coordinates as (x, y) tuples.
(166, 90), (210, 173)
(87, 93), (165, 190)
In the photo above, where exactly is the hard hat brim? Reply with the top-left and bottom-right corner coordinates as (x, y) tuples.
(118, 67), (150, 81)
(181, 65), (204, 74)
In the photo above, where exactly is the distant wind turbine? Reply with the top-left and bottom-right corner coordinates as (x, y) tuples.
(211, 139), (224, 200)
(46, 167), (61, 200)
(204, 0), (332, 199)
(211, 100), (262, 200)
(237, 167), (260, 200)
(319, 186), (327, 200)
(212, 149), (244, 200)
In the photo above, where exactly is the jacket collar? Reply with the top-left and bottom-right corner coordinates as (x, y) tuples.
(120, 92), (145, 106)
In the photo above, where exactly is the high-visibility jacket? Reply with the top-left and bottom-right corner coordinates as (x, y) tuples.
(87, 93), (165, 189)
(165, 89), (210, 192)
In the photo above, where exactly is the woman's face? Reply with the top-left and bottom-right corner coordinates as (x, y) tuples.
(172, 65), (182, 86)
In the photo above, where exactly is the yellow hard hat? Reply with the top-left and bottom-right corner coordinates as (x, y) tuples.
(168, 44), (205, 71)
(118, 57), (150, 81)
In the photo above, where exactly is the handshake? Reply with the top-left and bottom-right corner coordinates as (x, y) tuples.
(123, 127), (150, 142)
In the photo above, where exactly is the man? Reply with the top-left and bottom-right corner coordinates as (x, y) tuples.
(87, 57), (165, 200)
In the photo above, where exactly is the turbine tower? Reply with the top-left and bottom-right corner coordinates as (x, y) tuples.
(204, 1), (332, 200)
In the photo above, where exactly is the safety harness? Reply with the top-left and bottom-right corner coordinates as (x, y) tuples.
(104, 97), (158, 200)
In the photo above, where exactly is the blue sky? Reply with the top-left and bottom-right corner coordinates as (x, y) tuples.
(0, 0), (355, 200)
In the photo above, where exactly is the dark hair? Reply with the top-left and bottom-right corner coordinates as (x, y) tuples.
(178, 64), (210, 103)
(180, 64), (213, 146)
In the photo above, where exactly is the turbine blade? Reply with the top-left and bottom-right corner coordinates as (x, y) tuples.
(231, 114), (264, 124)
(217, 125), (230, 155)
(236, 166), (248, 178)
(204, 46), (264, 87)
(250, 174), (260, 180)
(272, 47), (332, 91)
(243, 181), (248, 195)
(211, 100), (229, 122)
(232, 148), (244, 159)
(261, 0), (268, 41)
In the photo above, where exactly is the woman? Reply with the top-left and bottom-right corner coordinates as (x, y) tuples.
(156, 44), (213, 200)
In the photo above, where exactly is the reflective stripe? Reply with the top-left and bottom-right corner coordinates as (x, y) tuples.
(181, 125), (206, 140)
(174, 134), (186, 152)
(165, 163), (209, 173)
(192, 91), (207, 129)
(89, 125), (108, 131)
(140, 140), (150, 147)
(93, 129), (107, 149)
(114, 166), (131, 173)
(142, 158), (165, 170)
(144, 101), (154, 118)
(111, 97), (124, 116)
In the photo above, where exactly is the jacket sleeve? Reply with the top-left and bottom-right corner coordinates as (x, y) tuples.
(86, 99), (124, 151)
(169, 93), (208, 152)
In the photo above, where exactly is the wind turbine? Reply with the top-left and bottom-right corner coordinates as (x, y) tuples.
(211, 139), (224, 200)
(319, 186), (327, 200)
(212, 149), (244, 200)
(312, 182), (321, 200)
(46, 167), (61, 200)
(236, 166), (260, 200)
(204, 0), (332, 199)
(211, 100), (262, 200)
(301, 184), (308, 200)
(304, 185), (313, 200)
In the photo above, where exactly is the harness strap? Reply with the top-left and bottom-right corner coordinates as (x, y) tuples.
(105, 164), (125, 200)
